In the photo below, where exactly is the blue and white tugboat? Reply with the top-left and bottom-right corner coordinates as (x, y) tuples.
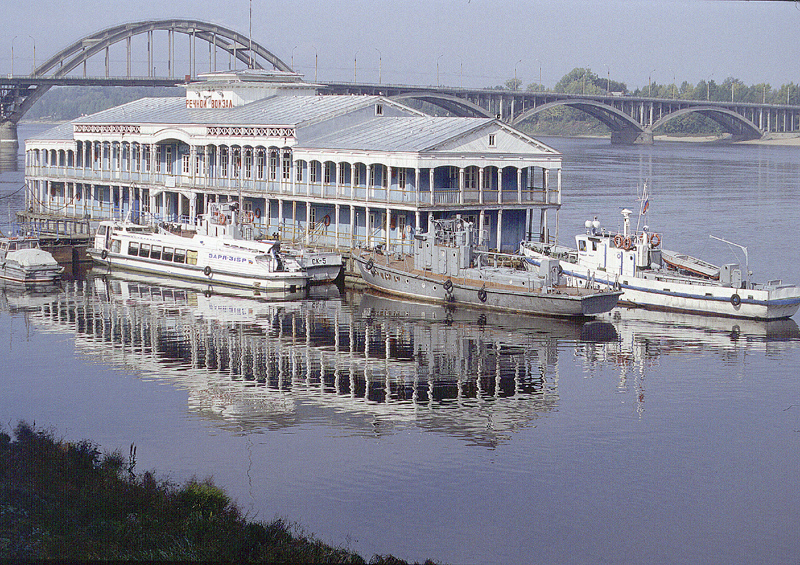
(354, 217), (621, 318)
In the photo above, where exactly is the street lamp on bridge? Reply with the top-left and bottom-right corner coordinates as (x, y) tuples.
(514, 59), (522, 90)
(28, 35), (35, 75)
(354, 49), (359, 83)
(536, 59), (542, 91)
(604, 64), (610, 94)
(11, 35), (18, 76)
(649, 69), (656, 97)
(290, 45), (297, 70)
(375, 48), (382, 84)
(436, 54), (444, 86)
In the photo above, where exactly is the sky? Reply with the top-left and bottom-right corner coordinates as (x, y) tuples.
(2, 0), (800, 91)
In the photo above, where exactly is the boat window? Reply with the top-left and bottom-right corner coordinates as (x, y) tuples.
(140, 243), (150, 258)
(98, 225), (107, 236)
(111, 239), (122, 253)
(592, 241), (598, 251)
(578, 240), (587, 251)
(186, 250), (198, 265)
(8, 242), (16, 251)
(174, 249), (186, 264)
(150, 245), (162, 260)
(128, 242), (139, 256)
(162, 247), (174, 262)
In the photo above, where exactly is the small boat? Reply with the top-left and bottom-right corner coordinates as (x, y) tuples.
(0, 234), (63, 284)
(88, 204), (309, 293)
(520, 207), (800, 320)
(354, 217), (622, 318)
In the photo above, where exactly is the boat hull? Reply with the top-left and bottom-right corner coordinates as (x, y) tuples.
(355, 254), (620, 318)
(89, 249), (307, 293)
(522, 250), (800, 320)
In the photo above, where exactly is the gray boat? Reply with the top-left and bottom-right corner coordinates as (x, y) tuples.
(354, 218), (621, 318)
(0, 234), (63, 284)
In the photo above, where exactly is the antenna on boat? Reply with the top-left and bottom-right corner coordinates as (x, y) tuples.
(635, 180), (650, 234)
(710, 234), (750, 288)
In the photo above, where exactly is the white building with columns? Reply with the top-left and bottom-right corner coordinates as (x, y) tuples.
(24, 70), (563, 253)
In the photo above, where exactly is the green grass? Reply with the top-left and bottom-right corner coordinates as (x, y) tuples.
(0, 422), (435, 563)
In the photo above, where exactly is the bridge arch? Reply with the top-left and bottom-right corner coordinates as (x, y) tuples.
(11, 19), (291, 123)
(388, 92), (493, 118)
(512, 99), (644, 135)
(651, 106), (762, 140)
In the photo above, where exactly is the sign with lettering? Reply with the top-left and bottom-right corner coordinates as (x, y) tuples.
(186, 90), (236, 109)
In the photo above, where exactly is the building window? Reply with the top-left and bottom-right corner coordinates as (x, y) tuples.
(257, 150), (265, 179)
(310, 162), (318, 183)
(465, 167), (476, 189)
(165, 146), (172, 174)
(397, 168), (406, 190)
(339, 163), (347, 185)
(269, 150), (278, 181)
(220, 148), (228, 177)
(296, 160), (304, 182)
(369, 166), (375, 187)
(155, 146), (162, 173)
(488, 134), (496, 147)
(232, 149), (240, 177)
(244, 149), (252, 179)
(376, 103), (383, 116)
(196, 152), (204, 176)
(282, 152), (291, 180)
(143, 145), (150, 172)
(324, 162), (332, 184)
(182, 154), (190, 174)
(354, 164), (361, 186)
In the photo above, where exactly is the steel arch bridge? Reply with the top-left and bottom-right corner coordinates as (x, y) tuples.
(1, 19), (291, 127)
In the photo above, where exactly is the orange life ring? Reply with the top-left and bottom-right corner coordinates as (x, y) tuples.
(623, 237), (632, 250)
(255, 208), (261, 219)
(76, 192), (81, 201)
(218, 214), (227, 225)
(613, 234), (624, 248)
(323, 214), (331, 227)
(245, 211), (255, 223)
(650, 233), (661, 247)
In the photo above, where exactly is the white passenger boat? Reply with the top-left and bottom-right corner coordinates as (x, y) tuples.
(0, 234), (63, 284)
(520, 208), (800, 320)
(88, 204), (309, 293)
(354, 217), (622, 318)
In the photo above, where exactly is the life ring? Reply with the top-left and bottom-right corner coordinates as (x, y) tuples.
(76, 192), (81, 201)
(244, 211), (255, 223)
(477, 287), (487, 303)
(613, 234), (624, 248)
(323, 214), (331, 227)
(623, 237), (632, 251)
(217, 214), (227, 225)
(255, 208), (261, 219)
(204, 265), (212, 277)
(730, 293), (741, 307)
(650, 233), (661, 247)
(101, 249), (108, 260)
(443, 279), (453, 291)
(365, 258), (374, 271)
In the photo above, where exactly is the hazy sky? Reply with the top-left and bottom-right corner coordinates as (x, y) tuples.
(3, 0), (800, 90)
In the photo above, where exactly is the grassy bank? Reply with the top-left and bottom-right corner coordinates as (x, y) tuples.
(0, 422), (434, 563)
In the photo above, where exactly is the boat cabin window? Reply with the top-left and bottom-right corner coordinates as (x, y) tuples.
(128, 242), (139, 256)
(578, 240), (587, 252)
(174, 249), (186, 264)
(111, 239), (122, 253)
(592, 241), (598, 251)
(140, 243), (151, 258)
(186, 250), (198, 265)
(150, 245), (162, 260)
(162, 247), (174, 262)
(7, 242), (16, 251)
(98, 225), (108, 236)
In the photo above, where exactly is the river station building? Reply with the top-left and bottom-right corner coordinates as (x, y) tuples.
(24, 70), (563, 253)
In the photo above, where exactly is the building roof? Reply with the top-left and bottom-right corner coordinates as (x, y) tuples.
(300, 116), (494, 152)
(69, 94), (387, 128)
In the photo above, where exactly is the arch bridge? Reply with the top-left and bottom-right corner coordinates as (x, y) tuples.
(1, 19), (291, 146)
(322, 82), (800, 144)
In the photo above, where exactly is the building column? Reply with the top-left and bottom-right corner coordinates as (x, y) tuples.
(414, 168), (420, 206)
(497, 209), (503, 252)
(335, 203), (341, 250)
(459, 167), (465, 204)
(365, 205), (371, 248)
(278, 199), (284, 239)
(428, 168), (435, 205)
(517, 168), (522, 203)
(479, 210), (485, 247)
(350, 163), (356, 201)
(366, 164), (373, 203)
(350, 204), (355, 250)
(479, 167), (485, 204)
(497, 168), (503, 204)
(385, 207), (391, 250)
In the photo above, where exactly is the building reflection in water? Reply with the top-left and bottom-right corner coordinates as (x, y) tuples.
(4, 273), (798, 445)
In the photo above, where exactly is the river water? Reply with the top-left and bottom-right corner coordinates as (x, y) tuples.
(2, 125), (800, 564)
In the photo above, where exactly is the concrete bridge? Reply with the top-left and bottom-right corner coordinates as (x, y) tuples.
(3, 18), (799, 148)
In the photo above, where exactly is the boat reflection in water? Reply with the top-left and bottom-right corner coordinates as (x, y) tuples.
(11, 272), (799, 446)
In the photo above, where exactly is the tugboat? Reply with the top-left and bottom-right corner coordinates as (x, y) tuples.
(354, 217), (621, 318)
(520, 207), (800, 320)
(0, 233), (63, 284)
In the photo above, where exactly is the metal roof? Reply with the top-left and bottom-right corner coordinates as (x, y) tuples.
(299, 116), (493, 152)
(70, 94), (385, 127)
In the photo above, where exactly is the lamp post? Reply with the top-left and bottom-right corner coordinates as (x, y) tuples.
(436, 54), (444, 86)
(648, 69), (655, 97)
(290, 45), (297, 70)
(514, 59), (522, 90)
(312, 46), (317, 82)
(604, 64), (610, 94)
(354, 49), (359, 83)
(671, 70), (676, 99)
(374, 47), (382, 84)
(11, 35), (18, 76)
(536, 59), (542, 91)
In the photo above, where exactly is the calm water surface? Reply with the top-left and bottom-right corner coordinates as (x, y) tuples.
(2, 128), (800, 564)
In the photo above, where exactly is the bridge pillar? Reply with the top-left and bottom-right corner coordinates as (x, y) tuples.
(0, 121), (19, 149)
(610, 129), (653, 145)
